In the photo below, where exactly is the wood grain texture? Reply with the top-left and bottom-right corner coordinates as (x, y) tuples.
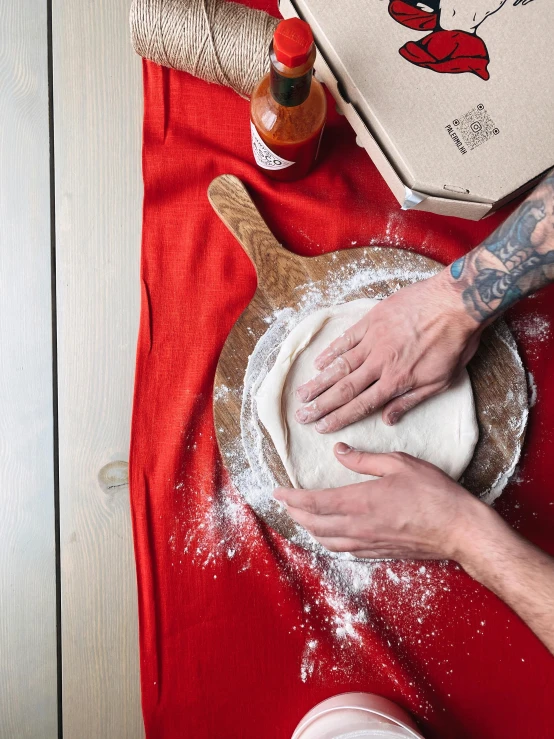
(210, 175), (528, 546)
(0, 2), (58, 737)
(52, 0), (144, 735)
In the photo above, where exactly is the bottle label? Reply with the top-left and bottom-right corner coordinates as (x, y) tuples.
(251, 123), (295, 170)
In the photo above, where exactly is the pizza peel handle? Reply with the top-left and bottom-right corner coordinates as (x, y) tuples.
(207, 174), (309, 305)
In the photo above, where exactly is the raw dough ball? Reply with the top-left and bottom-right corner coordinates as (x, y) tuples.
(256, 298), (478, 489)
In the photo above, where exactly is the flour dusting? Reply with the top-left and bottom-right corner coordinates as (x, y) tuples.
(511, 313), (551, 343)
(511, 313), (551, 361)
(213, 384), (231, 401)
(170, 458), (459, 706)
(527, 371), (537, 408)
(508, 311), (550, 408)
(172, 250), (528, 691)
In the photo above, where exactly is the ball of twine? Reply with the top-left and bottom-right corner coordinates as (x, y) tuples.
(130, 0), (280, 98)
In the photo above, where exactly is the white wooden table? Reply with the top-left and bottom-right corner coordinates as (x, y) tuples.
(1, 1), (144, 736)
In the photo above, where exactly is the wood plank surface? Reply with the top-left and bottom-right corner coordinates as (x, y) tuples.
(0, 2), (58, 737)
(209, 175), (528, 548)
(51, 0), (144, 735)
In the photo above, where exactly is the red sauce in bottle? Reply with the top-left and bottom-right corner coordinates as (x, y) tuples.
(250, 18), (327, 182)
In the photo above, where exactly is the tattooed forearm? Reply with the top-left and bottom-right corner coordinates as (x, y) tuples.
(449, 170), (554, 322)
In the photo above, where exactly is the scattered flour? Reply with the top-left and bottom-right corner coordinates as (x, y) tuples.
(511, 313), (551, 344)
(527, 371), (537, 408)
(511, 313), (551, 361)
(172, 250), (529, 690)
(300, 639), (318, 682)
(213, 384), (231, 401)
(170, 458), (459, 705)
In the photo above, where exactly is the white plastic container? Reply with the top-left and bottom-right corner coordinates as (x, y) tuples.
(292, 693), (425, 739)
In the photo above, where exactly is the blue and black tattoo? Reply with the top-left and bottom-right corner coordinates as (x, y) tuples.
(450, 171), (554, 322)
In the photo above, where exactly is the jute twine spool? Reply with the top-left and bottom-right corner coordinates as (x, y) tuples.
(130, 0), (280, 98)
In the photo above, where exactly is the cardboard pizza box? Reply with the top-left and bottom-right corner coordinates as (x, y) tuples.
(279, 0), (554, 220)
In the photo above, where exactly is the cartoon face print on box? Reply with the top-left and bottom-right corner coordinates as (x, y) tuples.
(388, 0), (535, 80)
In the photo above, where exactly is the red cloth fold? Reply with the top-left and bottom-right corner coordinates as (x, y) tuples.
(130, 3), (554, 736)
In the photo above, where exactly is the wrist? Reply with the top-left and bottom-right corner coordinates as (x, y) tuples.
(449, 494), (518, 583)
(431, 268), (483, 335)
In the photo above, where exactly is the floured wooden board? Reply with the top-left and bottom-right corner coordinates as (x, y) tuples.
(209, 175), (528, 551)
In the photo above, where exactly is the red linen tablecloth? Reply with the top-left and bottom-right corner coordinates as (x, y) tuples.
(130, 3), (554, 736)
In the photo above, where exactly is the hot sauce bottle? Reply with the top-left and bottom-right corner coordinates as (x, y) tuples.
(250, 18), (327, 181)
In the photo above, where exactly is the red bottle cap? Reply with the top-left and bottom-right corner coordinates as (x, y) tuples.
(273, 18), (314, 68)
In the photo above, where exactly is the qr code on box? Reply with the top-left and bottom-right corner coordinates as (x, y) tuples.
(453, 104), (499, 151)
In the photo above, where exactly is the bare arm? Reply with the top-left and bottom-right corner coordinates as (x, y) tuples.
(275, 446), (554, 654)
(462, 512), (554, 655)
(295, 170), (554, 433)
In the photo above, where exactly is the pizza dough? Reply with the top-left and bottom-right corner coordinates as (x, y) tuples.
(255, 298), (478, 489)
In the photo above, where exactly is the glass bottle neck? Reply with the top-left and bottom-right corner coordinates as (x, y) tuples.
(269, 43), (314, 107)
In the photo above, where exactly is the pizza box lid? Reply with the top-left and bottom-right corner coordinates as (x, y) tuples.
(279, 0), (553, 219)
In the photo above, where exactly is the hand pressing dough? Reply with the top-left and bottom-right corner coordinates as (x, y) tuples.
(256, 298), (478, 489)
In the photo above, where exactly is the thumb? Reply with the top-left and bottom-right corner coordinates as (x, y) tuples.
(382, 382), (444, 426)
(334, 443), (397, 476)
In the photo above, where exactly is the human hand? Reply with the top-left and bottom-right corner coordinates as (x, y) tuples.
(276, 445), (554, 656)
(274, 443), (495, 562)
(295, 271), (484, 433)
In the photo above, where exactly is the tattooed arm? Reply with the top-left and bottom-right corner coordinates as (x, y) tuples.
(450, 173), (554, 322)
(294, 170), (554, 432)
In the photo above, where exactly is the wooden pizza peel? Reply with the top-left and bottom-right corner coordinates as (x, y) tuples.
(208, 174), (528, 546)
